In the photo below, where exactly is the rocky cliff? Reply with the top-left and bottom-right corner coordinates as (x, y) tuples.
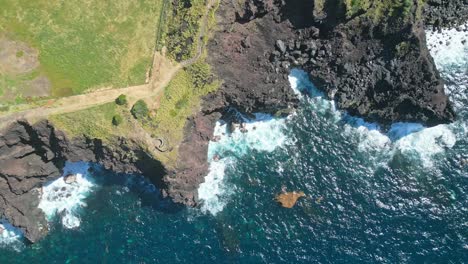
(0, 0), (466, 243)
(0, 120), (166, 243)
(205, 0), (457, 126)
(173, 0), (465, 208)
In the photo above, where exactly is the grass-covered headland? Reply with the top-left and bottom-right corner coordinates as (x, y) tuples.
(49, 0), (220, 168)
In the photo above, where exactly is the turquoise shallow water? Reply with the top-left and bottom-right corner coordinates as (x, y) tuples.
(0, 27), (467, 263)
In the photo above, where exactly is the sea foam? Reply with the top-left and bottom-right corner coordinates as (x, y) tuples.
(426, 23), (468, 69)
(38, 162), (96, 229)
(198, 113), (288, 215)
(426, 22), (468, 113)
(288, 69), (458, 167)
(0, 219), (24, 251)
(199, 24), (467, 215)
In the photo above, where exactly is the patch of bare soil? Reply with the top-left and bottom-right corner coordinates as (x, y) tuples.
(0, 37), (51, 100)
(0, 37), (39, 74)
(24, 75), (51, 97)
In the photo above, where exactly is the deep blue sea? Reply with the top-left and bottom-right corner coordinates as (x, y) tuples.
(0, 26), (466, 263)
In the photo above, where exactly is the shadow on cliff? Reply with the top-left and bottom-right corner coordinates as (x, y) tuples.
(90, 164), (185, 214)
(278, 0), (345, 31)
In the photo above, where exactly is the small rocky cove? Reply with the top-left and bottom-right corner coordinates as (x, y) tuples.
(0, 121), (167, 242)
(0, 0), (467, 245)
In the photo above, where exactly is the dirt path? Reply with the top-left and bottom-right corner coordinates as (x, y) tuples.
(0, 0), (216, 130)
(0, 52), (180, 129)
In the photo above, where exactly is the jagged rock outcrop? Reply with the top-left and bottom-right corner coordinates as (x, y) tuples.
(0, 120), (166, 243)
(173, 0), (464, 207)
(0, 121), (64, 243)
(425, 0), (468, 28)
(272, 0), (457, 125)
(206, 0), (458, 126)
(164, 112), (220, 206)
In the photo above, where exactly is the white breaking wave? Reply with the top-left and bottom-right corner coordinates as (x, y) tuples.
(38, 162), (97, 229)
(0, 219), (24, 251)
(197, 159), (231, 215)
(198, 23), (467, 215)
(288, 69), (459, 167)
(426, 23), (468, 69)
(198, 113), (288, 215)
(426, 22), (468, 112)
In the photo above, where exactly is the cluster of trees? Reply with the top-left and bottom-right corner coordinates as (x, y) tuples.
(112, 94), (149, 126)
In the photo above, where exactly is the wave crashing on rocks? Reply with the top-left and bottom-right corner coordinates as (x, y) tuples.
(198, 113), (289, 215)
(38, 162), (97, 229)
(198, 24), (467, 214)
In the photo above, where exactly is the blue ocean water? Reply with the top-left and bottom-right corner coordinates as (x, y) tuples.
(0, 26), (467, 263)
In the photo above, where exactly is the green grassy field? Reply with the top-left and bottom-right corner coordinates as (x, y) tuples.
(0, 0), (166, 100)
(49, 102), (134, 142)
(47, 0), (221, 168)
(49, 60), (219, 167)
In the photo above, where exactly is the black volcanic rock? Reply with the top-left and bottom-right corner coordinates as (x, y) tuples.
(170, 0), (465, 208)
(0, 121), (64, 242)
(425, 0), (468, 28)
(206, 0), (458, 126)
(0, 120), (167, 243)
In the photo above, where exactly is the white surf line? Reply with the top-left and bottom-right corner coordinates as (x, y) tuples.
(426, 22), (468, 112)
(289, 68), (458, 167)
(198, 113), (289, 215)
(38, 162), (97, 229)
(0, 219), (24, 251)
(198, 23), (468, 215)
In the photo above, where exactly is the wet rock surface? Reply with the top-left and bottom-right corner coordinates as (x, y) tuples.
(174, 0), (465, 207)
(0, 120), (167, 243)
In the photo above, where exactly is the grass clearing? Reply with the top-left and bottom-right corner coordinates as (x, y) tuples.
(33, 0), (220, 169)
(0, 0), (166, 99)
(343, 0), (426, 20)
(49, 102), (134, 142)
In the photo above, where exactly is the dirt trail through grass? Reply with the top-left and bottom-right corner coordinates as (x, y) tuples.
(0, 0), (216, 130)
(0, 52), (180, 129)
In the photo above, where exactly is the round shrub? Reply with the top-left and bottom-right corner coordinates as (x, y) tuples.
(131, 100), (149, 119)
(115, 94), (127, 106)
(112, 115), (123, 126)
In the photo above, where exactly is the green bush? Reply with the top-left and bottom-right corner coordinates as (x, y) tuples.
(115, 94), (128, 106)
(131, 99), (149, 119)
(112, 114), (123, 126)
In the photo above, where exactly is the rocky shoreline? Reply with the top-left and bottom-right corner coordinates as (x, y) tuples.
(0, 120), (166, 242)
(174, 0), (466, 208)
(0, 0), (467, 244)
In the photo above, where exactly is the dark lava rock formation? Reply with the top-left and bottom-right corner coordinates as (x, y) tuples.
(164, 112), (221, 206)
(174, 0), (465, 207)
(207, 0), (457, 126)
(0, 0), (466, 243)
(0, 120), (166, 243)
(425, 0), (468, 28)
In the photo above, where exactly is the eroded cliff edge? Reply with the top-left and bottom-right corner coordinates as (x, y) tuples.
(0, 120), (166, 243)
(172, 0), (466, 205)
(0, 0), (466, 243)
